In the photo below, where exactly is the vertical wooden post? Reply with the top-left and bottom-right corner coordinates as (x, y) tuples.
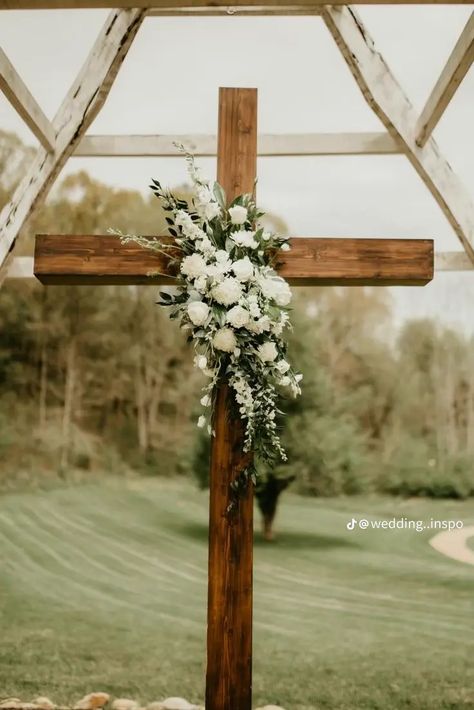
(206, 88), (257, 710)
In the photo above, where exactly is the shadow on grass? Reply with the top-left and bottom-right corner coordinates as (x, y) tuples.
(171, 521), (359, 550)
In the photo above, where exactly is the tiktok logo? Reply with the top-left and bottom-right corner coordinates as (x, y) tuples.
(346, 518), (356, 531)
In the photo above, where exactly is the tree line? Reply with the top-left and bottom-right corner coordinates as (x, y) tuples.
(1, 130), (473, 520)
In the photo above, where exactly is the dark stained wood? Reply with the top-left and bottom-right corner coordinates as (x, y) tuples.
(35, 234), (434, 286)
(205, 87), (257, 710)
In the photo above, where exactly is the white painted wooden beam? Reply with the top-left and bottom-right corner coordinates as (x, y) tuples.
(435, 251), (474, 271)
(0, 0), (470, 8)
(6, 256), (34, 279)
(0, 8), (147, 284)
(75, 132), (400, 157)
(416, 12), (474, 147)
(148, 5), (321, 14)
(322, 6), (474, 265)
(0, 47), (55, 151)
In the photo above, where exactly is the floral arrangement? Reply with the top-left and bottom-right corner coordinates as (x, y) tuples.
(111, 148), (302, 491)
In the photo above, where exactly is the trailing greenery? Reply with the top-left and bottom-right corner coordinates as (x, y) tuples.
(111, 150), (302, 497)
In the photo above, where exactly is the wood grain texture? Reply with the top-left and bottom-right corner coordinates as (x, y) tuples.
(206, 87), (257, 710)
(34, 234), (434, 286)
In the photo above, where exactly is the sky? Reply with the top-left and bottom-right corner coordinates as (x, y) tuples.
(0, 6), (473, 333)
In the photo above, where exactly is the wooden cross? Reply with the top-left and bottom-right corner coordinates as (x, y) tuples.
(34, 87), (433, 710)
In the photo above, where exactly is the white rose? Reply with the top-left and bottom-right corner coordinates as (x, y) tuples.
(181, 253), (208, 279)
(232, 256), (254, 282)
(280, 376), (291, 387)
(200, 394), (211, 407)
(275, 359), (290, 373)
(281, 242), (291, 251)
(215, 249), (229, 264)
(187, 301), (209, 326)
(257, 341), (278, 363)
(194, 354), (207, 370)
(228, 205), (248, 225)
(212, 277), (242, 306)
(226, 305), (250, 329)
(213, 327), (237, 353)
(231, 230), (258, 249)
(197, 415), (206, 428)
(260, 276), (292, 306)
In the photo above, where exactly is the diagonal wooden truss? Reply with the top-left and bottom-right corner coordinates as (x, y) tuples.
(1, 3), (473, 283)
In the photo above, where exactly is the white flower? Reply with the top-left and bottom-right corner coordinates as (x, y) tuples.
(246, 294), (261, 318)
(197, 237), (215, 255)
(262, 231), (272, 241)
(295, 373), (303, 383)
(204, 201), (221, 221)
(215, 249), (230, 264)
(228, 205), (248, 225)
(175, 210), (193, 230)
(212, 277), (242, 306)
(194, 276), (208, 293)
(260, 275), (292, 306)
(232, 256), (254, 282)
(181, 253), (208, 279)
(226, 305), (250, 329)
(257, 341), (278, 363)
(275, 359), (290, 374)
(197, 415), (206, 428)
(196, 187), (212, 204)
(231, 230), (258, 249)
(187, 301), (209, 326)
(200, 394), (211, 407)
(281, 242), (291, 251)
(213, 327), (237, 352)
(247, 315), (271, 334)
(194, 354), (207, 370)
(280, 376), (291, 387)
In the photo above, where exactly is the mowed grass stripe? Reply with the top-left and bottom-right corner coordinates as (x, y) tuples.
(0, 510), (205, 628)
(22, 501), (207, 589)
(1, 479), (474, 709)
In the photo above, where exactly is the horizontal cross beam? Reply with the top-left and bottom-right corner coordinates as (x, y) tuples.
(12, 249), (474, 281)
(34, 235), (434, 286)
(75, 132), (400, 157)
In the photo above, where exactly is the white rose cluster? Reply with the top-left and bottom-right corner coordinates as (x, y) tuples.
(259, 275), (292, 306)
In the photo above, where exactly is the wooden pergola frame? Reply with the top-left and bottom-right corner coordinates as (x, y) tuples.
(1, 3), (473, 283)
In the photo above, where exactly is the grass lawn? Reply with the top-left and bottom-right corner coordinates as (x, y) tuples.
(0, 478), (473, 710)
